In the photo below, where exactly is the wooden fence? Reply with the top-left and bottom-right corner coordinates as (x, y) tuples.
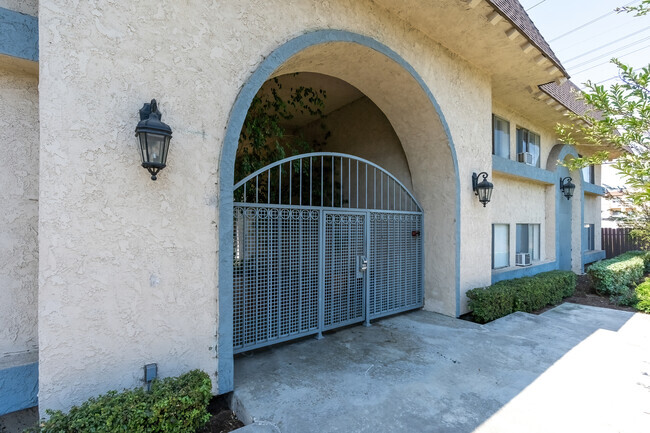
(602, 228), (648, 258)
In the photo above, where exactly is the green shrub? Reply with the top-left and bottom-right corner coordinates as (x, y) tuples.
(467, 270), (576, 324)
(31, 370), (211, 433)
(587, 251), (647, 296)
(635, 278), (650, 313)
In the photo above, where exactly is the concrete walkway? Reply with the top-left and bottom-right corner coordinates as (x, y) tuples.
(232, 303), (650, 433)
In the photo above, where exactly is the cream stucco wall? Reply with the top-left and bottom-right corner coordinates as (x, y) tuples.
(490, 175), (552, 265)
(302, 96), (414, 191)
(37, 0), (492, 413)
(0, 0), (37, 16)
(0, 65), (39, 364)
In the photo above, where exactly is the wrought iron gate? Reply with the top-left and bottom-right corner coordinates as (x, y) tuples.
(233, 153), (423, 353)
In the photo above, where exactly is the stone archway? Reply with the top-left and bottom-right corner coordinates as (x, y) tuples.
(217, 30), (460, 393)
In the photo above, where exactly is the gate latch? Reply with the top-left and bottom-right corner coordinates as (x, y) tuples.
(356, 255), (368, 278)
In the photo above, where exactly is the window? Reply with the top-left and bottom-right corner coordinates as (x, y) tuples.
(582, 164), (595, 184)
(516, 224), (540, 261)
(516, 127), (541, 167)
(492, 224), (509, 269)
(584, 224), (595, 251)
(492, 115), (510, 158)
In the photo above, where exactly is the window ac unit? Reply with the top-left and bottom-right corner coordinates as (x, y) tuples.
(516, 253), (531, 267)
(517, 152), (534, 165)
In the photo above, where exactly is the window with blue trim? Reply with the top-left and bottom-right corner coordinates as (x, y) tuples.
(516, 127), (540, 168)
(492, 115), (510, 159)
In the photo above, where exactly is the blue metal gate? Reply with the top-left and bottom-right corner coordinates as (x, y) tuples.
(233, 153), (423, 353)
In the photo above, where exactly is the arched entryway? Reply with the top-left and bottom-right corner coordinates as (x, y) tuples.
(217, 30), (460, 393)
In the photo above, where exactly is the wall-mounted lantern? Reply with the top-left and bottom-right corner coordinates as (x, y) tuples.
(560, 177), (575, 200)
(472, 172), (493, 207)
(135, 99), (172, 181)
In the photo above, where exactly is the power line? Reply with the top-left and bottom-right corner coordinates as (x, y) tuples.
(589, 67), (645, 86)
(548, 0), (640, 42)
(555, 20), (644, 54)
(526, 0), (548, 11)
(572, 44), (650, 76)
(566, 35), (650, 69)
(562, 26), (650, 63)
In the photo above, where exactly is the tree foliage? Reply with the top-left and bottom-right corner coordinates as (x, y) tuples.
(236, 76), (329, 185)
(557, 3), (650, 243)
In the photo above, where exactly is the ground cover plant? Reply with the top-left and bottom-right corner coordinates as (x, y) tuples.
(466, 271), (576, 323)
(28, 370), (212, 433)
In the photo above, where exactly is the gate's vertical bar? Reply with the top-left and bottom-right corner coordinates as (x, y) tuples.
(364, 211), (371, 327)
(289, 161), (292, 206)
(317, 210), (325, 340)
(340, 156), (343, 208)
(299, 159), (302, 207)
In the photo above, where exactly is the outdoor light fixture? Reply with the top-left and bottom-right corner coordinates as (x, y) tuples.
(472, 172), (493, 207)
(560, 176), (575, 200)
(135, 99), (172, 181)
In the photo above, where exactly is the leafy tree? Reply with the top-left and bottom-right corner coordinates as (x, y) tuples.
(557, 3), (650, 244)
(236, 75), (329, 184)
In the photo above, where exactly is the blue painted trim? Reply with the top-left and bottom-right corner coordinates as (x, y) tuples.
(547, 144), (581, 272)
(583, 250), (606, 265)
(583, 182), (605, 196)
(0, 362), (38, 416)
(492, 155), (555, 184)
(218, 29), (462, 391)
(0, 8), (38, 62)
(491, 261), (558, 284)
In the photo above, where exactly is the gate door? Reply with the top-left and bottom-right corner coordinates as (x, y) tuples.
(323, 212), (366, 330)
(233, 153), (423, 354)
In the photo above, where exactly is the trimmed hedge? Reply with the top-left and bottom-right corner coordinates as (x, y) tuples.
(635, 278), (650, 313)
(467, 271), (576, 324)
(587, 251), (650, 296)
(30, 370), (211, 433)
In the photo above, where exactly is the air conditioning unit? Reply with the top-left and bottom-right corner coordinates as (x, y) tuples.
(517, 152), (534, 165)
(516, 253), (531, 267)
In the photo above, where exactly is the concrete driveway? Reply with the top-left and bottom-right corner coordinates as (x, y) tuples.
(232, 303), (650, 433)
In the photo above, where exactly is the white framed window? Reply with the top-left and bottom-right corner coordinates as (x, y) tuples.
(516, 224), (540, 261)
(516, 127), (541, 168)
(492, 224), (509, 269)
(584, 224), (595, 251)
(492, 115), (510, 159)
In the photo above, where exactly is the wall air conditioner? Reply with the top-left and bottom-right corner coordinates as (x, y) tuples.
(517, 152), (534, 166)
(515, 253), (532, 267)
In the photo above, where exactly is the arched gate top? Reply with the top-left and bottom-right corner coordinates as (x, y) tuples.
(234, 152), (423, 213)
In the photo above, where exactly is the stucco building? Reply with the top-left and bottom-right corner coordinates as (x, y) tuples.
(1, 0), (607, 418)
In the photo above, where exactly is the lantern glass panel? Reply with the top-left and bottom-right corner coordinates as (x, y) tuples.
(146, 133), (166, 164)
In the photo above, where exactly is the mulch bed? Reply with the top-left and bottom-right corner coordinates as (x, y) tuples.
(198, 394), (244, 433)
(557, 273), (637, 313)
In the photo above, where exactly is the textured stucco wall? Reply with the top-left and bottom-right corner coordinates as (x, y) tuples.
(490, 174), (550, 265)
(492, 102), (558, 170)
(38, 0), (491, 413)
(0, 65), (39, 363)
(302, 96), (414, 191)
(0, 1), (37, 16)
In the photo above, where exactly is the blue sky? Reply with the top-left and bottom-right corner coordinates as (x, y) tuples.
(520, 0), (650, 88)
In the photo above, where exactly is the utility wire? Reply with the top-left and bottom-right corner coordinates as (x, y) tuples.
(590, 67), (645, 86)
(562, 26), (650, 63)
(526, 0), (548, 12)
(555, 20), (644, 54)
(548, 0), (640, 42)
(572, 44), (650, 76)
(566, 35), (650, 68)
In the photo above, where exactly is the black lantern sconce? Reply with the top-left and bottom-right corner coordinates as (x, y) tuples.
(560, 177), (575, 200)
(472, 172), (494, 207)
(135, 99), (172, 181)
